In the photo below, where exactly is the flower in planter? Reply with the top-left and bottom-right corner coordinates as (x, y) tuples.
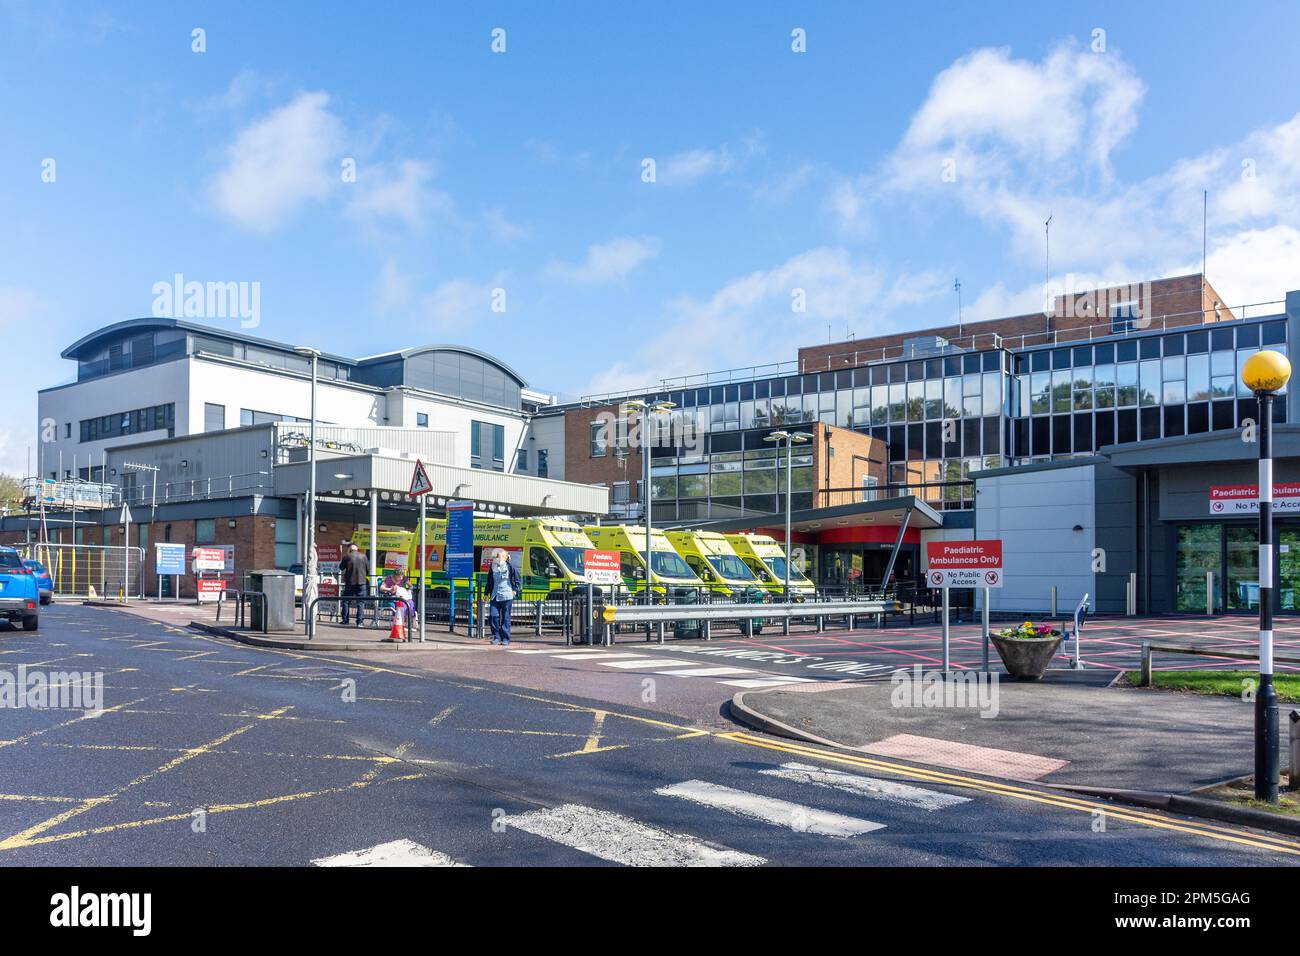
(997, 620), (1063, 640)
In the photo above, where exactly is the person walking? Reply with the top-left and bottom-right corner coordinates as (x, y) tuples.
(340, 543), (370, 627)
(487, 548), (519, 646)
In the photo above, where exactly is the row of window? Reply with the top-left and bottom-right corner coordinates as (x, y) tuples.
(80, 403), (175, 443)
(469, 420), (506, 471)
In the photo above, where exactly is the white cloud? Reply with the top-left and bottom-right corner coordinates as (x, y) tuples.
(1204, 226), (1300, 313)
(546, 236), (662, 285)
(484, 207), (527, 243)
(419, 276), (507, 333)
(345, 159), (451, 233)
(374, 260), (414, 312)
(585, 248), (945, 395)
(210, 91), (343, 232)
(660, 135), (762, 186)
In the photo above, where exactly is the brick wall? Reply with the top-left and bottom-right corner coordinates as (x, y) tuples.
(811, 425), (886, 505)
(563, 404), (644, 500)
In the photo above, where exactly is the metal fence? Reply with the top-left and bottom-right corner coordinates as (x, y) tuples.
(19, 543), (146, 600)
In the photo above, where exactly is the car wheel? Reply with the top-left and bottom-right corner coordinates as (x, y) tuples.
(22, 615), (39, 631)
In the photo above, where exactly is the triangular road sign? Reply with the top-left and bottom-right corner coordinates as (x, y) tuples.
(119, 504), (134, 525)
(409, 458), (433, 496)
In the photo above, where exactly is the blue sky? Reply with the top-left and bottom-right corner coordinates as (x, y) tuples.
(3, 0), (1300, 474)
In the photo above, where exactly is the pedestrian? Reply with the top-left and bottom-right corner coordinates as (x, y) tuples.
(380, 570), (414, 642)
(487, 548), (519, 646)
(340, 543), (370, 627)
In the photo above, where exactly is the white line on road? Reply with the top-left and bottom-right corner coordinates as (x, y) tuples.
(600, 658), (701, 669)
(759, 762), (971, 811)
(312, 839), (465, 867)
(654, 780), (885, 837)
(502, 804), (765, 867)
(718, 677), (818, 688)
(549, 652), (647, 660)
(652, 666), (755, 677)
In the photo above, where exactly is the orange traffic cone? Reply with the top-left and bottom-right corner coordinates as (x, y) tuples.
(387, 610), (407, 642)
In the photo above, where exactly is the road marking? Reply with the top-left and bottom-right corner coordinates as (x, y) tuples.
(652, 666), (754, 677)
(863, 734), (1069, 781)
(759, 761), (971, 811)
(655, 780), (884, 837)
(599, 658), (700, 669)
(550, 652), (645, 660)
(312, 839), (464, 867)
(719, 677), (818, 688)
(501, 804), (764, 866)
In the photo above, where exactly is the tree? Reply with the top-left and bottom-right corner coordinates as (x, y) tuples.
(0, 473), (22, 505)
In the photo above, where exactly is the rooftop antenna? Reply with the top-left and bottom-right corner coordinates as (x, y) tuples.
(954, 277), (963, 341)
(1044, 213), (1053, 333)
(1202, 189), (1208, 315)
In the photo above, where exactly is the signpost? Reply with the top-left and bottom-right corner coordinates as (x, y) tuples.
(926, 540), (1004, 671)
(119, 504), (133, 602)
(1209, 483), (1300, 514)
(583, 548), (621, 646)
(155, 542), (186, 600)
(446, 499), (475, 636)
(409, 459), (433, 643)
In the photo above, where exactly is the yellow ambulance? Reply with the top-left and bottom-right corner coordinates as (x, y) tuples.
(725, 533), (815, 601)
(582, 525), (703, 597)
(664, 530), (767, 600)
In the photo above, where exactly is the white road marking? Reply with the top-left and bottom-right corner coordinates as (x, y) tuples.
(653, 666), (754, 677)
(759, 761), (971, 811)
(719, 677), (818, 688)
(600, 658), (701, 669)
(655, 780), (884, 837)
(502, 804), (765, 867)
(549, 652), (647, 660)
(312, 839), (465, 867)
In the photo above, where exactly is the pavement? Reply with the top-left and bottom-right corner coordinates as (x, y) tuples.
(3, 602), (1298, 866)
(728, 673), (1289, 795)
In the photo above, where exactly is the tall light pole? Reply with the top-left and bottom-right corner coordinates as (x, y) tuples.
(625, 399), (675, 598)
(1242, 349), (1292, 804)
(295, 346), (321, 635)
(764, 430), (810, 602)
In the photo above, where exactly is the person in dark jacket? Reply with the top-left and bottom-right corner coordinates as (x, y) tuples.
(487, 548), (520, 645)
(339, 544), (370, 626)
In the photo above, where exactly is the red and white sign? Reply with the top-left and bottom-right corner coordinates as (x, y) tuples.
(925, 539), (1003, 589)
(383, 551), (409, 571)
(193, 547), (226, 572)
(196, 578), (226, 603)
(317, 580), (340, 598)
(409, 458), (433, 496)
(583, 549), (621, 585)
(1209, 484), (1300, 514)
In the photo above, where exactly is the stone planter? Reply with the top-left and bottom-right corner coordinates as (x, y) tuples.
(990, 633), (1063, 680)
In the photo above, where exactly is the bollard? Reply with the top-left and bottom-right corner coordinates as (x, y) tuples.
(981, 587), (990, 672)
(1206, 571), (1215, 617)
(941, 587), (951, 672)
(1140, 642), (1152, 687)
(1291, 711), (1300, 792)
(1128, 572), (1138, 616)
(1050, 585), (1058, 617)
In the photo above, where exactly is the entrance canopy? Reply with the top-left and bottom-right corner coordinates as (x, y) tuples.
(690, 495), (944, 536)
(274, 451), (607, 517)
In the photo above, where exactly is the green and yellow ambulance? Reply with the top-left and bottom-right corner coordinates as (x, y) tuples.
(664, 530), (767, 601)
(725, 533), (815, 601)
(582, 524), (703, 598)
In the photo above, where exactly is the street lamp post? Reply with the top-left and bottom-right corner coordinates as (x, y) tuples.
(1242, 349), (1292, 804)
(295, 347), (321, 636)
(625, 399), (675, 602)
(764, 430), (811, 605)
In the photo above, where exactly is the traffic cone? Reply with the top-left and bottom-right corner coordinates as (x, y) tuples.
(387, 611), (407, 642)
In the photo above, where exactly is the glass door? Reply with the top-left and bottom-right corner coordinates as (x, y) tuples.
(1279, 530), (1300, 612)
(1176, 525), (1221, 612)
(1226, 526), (1260, 612)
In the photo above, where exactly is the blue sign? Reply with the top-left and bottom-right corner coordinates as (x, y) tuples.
(155, 542), (187, 576)
(445, 502), (475, 579)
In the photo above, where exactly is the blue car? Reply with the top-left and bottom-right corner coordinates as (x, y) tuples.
(0, 547), (40, 631)
(23, 560), (53, 605)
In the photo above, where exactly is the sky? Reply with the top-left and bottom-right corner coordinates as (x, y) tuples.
(3, 0), (1300, 476)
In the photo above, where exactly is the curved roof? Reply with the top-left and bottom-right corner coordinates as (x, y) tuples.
(355, 344), (529, 388)
(60, 317), (354, 364)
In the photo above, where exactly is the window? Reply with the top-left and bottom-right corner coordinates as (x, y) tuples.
(861, 475), (878, 502)
(516, 448), (528, 471)
(537, 449), (549, 478)
(80, 403), (174, 443)
(204, 403), (225, 432)
(416, 413), (429, 427)
(612, 481), (630, 504)
(590, 421), (608, 458)
(64, 423), (71, 438)
(470, 420), (506, 471)
(195, 519), (216, 546)
(275, 517), (296, 568)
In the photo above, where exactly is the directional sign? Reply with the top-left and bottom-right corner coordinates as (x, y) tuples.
(409, 458), (433, 497)
(583, 549), (621, 585)
(1209, 483), (1300, 514)
(925, 539), (1003, 589)
(445, 500), (475, 578)
(155, 542), (186, 576)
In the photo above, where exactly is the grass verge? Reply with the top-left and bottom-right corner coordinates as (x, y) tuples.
(1123, 669), (1300, 703)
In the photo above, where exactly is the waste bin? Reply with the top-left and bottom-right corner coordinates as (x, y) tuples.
(248, 569), (296, 632)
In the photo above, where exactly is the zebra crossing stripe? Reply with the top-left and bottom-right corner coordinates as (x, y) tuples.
(719, 677), (818, 688)
(655, 780), (885, 836)
(501, 804), (765, 867)
(312, 839), (465, 867)
(759, 761), (971, 811)
(599, 658), (702, 669)
(652, 666), (754, 677)
(548, 652), (646, 660)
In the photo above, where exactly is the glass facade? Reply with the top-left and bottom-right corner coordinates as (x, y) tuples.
(597, 315), (1287, 521)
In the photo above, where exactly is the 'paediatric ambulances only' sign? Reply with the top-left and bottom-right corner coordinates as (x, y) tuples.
(925, 540), (1004, 589)
(1209, 484), (1300, 514)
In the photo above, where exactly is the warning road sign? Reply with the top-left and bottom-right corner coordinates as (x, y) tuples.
(409, 458), (433, 496)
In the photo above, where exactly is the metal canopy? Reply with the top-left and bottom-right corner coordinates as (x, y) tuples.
(688, 495), (944, 535)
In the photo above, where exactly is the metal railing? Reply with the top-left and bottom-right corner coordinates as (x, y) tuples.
(1139, 641), (1300, 685)
(216, 588), (268, 634)
(597, 596), (899, 646)
(119, 471), (274, 507)
(18, 543), (145, 600)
